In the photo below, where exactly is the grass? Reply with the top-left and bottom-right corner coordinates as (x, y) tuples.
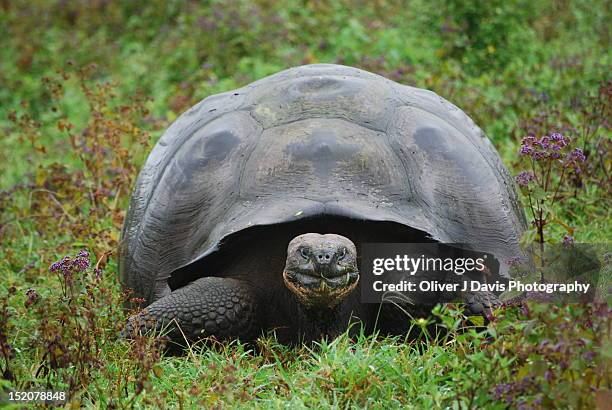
(0, 0), (610, 408)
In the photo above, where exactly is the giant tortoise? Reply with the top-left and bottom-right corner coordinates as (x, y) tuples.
(119, 64), (526, 345)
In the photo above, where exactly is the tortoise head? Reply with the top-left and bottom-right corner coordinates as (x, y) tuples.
(283, 233), (359, 309)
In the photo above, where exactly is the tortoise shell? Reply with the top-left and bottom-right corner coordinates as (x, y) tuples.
(119, 64), (526, 305)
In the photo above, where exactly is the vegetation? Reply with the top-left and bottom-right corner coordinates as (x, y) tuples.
(0, 0), (609, 408)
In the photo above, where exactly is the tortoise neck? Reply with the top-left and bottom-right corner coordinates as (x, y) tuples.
(295, 302), (346, 343)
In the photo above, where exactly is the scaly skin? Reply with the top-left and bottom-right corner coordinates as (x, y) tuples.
(126, 277), (261, 345)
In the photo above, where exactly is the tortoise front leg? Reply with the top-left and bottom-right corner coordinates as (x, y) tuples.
(127, 277), (261, 346)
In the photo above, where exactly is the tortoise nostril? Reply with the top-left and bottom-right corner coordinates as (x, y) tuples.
(315, 252), (332, 263)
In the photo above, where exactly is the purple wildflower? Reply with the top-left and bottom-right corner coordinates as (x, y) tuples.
(523, 135), (536, 144)
(569, 148), (586, 163)
(493, 383), (512, 400)
(552, 341), (566, 352)
(25, 288), (39, 308)
(519, 136), (536, 157)
(544, 370), (554, 382)
(516, 171), (535, 187)
(520, 132), (575, 164)
(48, 250), (91, 277)
(582, 351), (596, 362)
(550, 132), (563, 142)
(507, 256), (524, 266)
(74, 255), (90, 272)
(538, 135), (550, 149)
(562, 235), (575, 247)
(563, 148), (586, 173)
(550, 133), (568, 151)
(593, 303), (610, 318)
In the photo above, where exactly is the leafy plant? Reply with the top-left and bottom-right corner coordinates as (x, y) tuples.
(2, 250), (166, 407)
(515, 132), (585, 246)
(513, 78), (611, 247)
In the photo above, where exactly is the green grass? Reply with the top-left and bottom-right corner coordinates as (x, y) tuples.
(0, 0), (610, 408)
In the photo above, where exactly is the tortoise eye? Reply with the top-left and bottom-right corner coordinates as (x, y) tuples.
(299, 248), (309, 259)
(337, 248), (347, 260)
